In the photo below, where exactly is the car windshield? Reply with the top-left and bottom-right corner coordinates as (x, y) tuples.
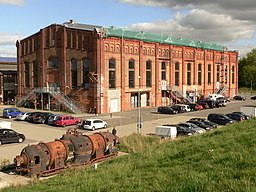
(84, 121), (91, 125)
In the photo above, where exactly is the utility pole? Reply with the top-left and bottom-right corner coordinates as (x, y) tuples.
(137, 76), (141, 134)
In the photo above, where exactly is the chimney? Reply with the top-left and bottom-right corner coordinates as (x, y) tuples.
(69, 19), (76, 24)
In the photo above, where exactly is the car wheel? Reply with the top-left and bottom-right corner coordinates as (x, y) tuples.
(42, 120), (45, 124)
(18, 138), (24, 143)
(63, 124), (66, 127)
(104, 124), (107, 128)
(92, 126), (95, 131)
(0, 140), (2, 145)
(8, 116), (11, 119)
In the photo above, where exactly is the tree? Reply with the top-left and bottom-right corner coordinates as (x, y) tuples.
(238, 48), (256, 89)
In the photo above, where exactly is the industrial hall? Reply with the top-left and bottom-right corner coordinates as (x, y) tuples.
(16, 20), (238, 114)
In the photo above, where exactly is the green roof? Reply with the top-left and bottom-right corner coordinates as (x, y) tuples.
(103, 26), (226, 51)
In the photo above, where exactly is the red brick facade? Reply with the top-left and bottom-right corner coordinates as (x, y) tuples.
(16, 21), (238, 114)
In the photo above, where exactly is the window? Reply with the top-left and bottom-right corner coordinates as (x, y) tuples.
(109, 59), (116, 88)
(208, 64), (211, 85)
(161, 62), (166, 80)
(33, 61), (39, 87)
(232, 66), (235, 84)
(198, 64), (202, 85)
(71, 59), (78, 88)
(175, 62), (179, 86)
(83, 58), (90, 88)
(146, 60), (152, 87)
(217, 65), (220, 82)
(225, 65), (228, 84)
(129, 59), (135, 88)
(48, 57), (59, 68)
(187, 63), (191, 85)
(25, 62), (30, 87)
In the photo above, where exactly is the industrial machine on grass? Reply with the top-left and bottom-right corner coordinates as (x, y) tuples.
(14, 129), (118, 177)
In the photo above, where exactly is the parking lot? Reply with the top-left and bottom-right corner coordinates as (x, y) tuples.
(0, 98), (255, 163)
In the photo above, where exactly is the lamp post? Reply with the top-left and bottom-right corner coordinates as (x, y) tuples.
(137, 76), (141, 134)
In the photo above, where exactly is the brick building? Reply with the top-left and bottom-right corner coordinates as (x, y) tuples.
(16, 20), (238, 114)
(0, 57), (17, 104)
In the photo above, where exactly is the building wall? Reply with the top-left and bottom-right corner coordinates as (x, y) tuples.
(16, 22), (239, 114)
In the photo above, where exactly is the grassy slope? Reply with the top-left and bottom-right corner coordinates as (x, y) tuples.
(3, 119), (256, 192)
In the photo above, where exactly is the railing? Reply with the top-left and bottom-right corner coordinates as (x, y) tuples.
(171, 86), (193, 104)
(16, 91), (35, 107)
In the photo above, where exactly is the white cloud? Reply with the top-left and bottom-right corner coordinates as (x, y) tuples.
(0, 0), (25, 6)
(0, 33), (23, 57)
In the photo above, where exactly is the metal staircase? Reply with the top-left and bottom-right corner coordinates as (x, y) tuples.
(16, 91), (36, 107)
(16, 87), (83, 114)
(214, 86), (227, 95)
(171, 86), (193, 104)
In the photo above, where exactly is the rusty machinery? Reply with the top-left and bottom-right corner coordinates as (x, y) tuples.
(14, 129), (118, 177)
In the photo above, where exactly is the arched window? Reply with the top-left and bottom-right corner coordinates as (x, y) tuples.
(146, 60), (152, 87)
(232, 66), (235, 84)
(48, 57), (59, 68)
(187, 63), (191, 85)
(161, 62), (166, 80)
(71, 59), (77, 88)
(208, 64), (211, 85)
(175, 62), (179, 86)
(109, 59), (116, 88)
(83, 58), (90, 88)
(129, 59), (135, 88)
(33, 61), (39, 87)
(198, 64), (202, 85)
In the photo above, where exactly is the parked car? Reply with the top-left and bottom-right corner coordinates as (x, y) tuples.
(162, 124), (196, 136)
(186, 120), (212, 131)
(25, 112), (41, 123)
(187, 103), (201, 111)
(226, 113), (245, 122)
(3, 108), (23, 118)
(80, 119), (108, 131)
(0, 129), (25, 145)
(199, 100), (217, 108)
(232, 111), (250, 120)
(175, 104), (191, 112)
(157, 106), (178, 114)
(55, 115), (80, 127)
(251, 96), (256, 100)
(207, 113), (235, 125)
(33, 112), (53, 124)
(47, 114), (61, 125)
(189, 118), (218, 128)
(15, 112), (32, 121)
(177, 123), (206, 134)
(233, 95), (246, 101)
(196, 101), (210, 109)
(171, 105), (187, 113)
(216, 99), (228, 107)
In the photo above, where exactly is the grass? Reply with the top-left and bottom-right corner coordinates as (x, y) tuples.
(3, 119), (256, 191)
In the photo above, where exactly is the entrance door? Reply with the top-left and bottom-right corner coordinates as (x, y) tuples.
(110, 99), (119, 113)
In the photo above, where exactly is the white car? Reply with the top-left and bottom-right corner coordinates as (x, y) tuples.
(81, 119), (108, 131)
(15, 112), (31, 121)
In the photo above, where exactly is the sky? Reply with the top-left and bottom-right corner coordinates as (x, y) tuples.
(0, 0), (256, 58)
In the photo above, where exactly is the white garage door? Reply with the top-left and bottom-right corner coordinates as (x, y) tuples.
(110, 98), (119, 113)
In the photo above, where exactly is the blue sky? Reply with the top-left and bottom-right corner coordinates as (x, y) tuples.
(1, 0), (256, 57)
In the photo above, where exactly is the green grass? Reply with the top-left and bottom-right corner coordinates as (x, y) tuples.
(3, 119), (256, 192)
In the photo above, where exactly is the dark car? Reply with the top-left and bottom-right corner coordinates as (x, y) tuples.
(199, 100), (217, 108)
(189, 117), (218, 128)
(186, 120), (212, 131)
(33, 112), (53, 124)
(0, 129), (25, 145)
(226, 113), (245, 122)
(187, 103), (200, 111)
(177, 123), (206, 134)
(207, 113), (235, 125)
(233, 95), (246, 101)
(162, 124), (196, 136)
(26, 112), (40, 123)
(232, 112), (250, 120)
(171, 105), (186, 113)
(251, 96), (256, 100)
(157, 106), (178, 114)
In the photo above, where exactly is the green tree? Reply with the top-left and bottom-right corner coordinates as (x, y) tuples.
(238, 48), (256, 89)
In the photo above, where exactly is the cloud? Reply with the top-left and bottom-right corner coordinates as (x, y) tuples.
(0, 33), (23, 57)
(130, 9), (254, 44)
(0, 0), (25, 6)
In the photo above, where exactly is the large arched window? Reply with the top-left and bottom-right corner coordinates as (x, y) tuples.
(129, 59), (135, 88)
(232, 66), (235, 84)
(83, 58), (90, 88)
(161, 62), (166, 80)
(208, 64), (211, 85)
(33, 61), (39, 87)
(187, 63), (191, 85)
(198, 63), (202, 85)
(109, 59), (116, 88)
(25, 62), (30, 87)
(48, 57), (59, 68)
(71, 59), (78, 88)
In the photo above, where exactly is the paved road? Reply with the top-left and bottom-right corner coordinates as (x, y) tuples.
(0, 99), (255, 163)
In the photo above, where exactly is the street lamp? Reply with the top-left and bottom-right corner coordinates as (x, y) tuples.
(137, 76), (141, 134)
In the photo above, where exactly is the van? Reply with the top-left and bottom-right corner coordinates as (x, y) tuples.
(3, 108), (22, 118)
(155, 126), (177, 139)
